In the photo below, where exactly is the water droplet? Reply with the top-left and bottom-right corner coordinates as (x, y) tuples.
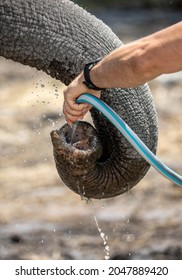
(40, 235), (44, 244)
(101, 200), (105, 209)
(48, 118), (56, 127)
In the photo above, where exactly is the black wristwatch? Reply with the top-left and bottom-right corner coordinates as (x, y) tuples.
(83, 58), (104, 91)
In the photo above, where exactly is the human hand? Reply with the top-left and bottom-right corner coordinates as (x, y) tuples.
(63, 72), (101, 125)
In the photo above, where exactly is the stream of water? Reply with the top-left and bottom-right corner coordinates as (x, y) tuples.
(89, 200), (110, 260)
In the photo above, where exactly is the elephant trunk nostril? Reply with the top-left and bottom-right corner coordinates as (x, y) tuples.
(63, 122), (94, 150)
(51, 121), (102, 153)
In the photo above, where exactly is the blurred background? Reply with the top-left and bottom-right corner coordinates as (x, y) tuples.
(0, 0), (181, 260)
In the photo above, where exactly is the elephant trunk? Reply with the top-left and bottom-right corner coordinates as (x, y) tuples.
(0, 0), (121, 84)
(0, 0), (158, 199)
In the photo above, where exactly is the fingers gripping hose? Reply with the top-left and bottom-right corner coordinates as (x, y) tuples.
(77, 93), (182, 187)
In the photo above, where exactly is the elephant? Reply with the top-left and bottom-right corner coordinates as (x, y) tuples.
(0, 0), (158, 199)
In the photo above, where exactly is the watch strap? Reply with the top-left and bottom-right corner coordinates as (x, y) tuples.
(83, 58), (104, 91)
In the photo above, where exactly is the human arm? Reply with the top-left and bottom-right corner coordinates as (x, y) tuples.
(63, 21), (182, 125)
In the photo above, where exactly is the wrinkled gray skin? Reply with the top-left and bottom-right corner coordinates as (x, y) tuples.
(0, 0), (158, 199)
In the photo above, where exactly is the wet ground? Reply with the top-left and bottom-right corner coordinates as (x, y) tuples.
(0, 9), (182, 260)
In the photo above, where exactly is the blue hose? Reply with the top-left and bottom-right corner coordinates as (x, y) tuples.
(77, 93), (182, 187)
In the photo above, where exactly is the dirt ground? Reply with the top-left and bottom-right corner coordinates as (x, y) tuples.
(0, 9), (181, 260)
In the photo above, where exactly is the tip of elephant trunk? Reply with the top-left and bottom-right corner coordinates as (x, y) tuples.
(51, 121), (102, 154)
(50, 120), (103, 172)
